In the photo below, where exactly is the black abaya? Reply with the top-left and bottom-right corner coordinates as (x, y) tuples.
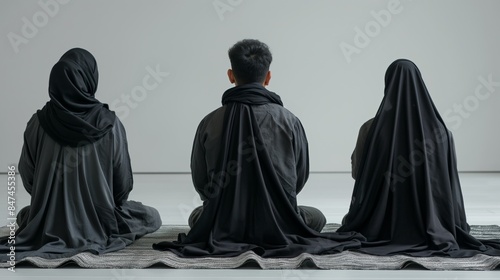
(153, 83), (365, 257)
(0, 48), (161, 260)
(338, 59), (500, 257)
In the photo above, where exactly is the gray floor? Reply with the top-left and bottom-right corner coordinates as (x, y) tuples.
(1, 172), (499, 279)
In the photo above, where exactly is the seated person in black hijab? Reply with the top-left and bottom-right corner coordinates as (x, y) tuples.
(0, 48), (161, 260)
(338, 59), (500, 257)
(153, 39), (364, 257)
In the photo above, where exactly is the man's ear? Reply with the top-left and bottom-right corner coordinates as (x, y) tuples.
(227, 69), (236, 84)
(264, 71), (271, 86)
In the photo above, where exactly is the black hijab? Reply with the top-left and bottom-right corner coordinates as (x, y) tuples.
(338, 59), (500, 257)
(153, 83), (364, 257)
(37, 48), (115, 147)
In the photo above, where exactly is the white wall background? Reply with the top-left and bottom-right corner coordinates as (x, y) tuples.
(1, 0), (499, 173)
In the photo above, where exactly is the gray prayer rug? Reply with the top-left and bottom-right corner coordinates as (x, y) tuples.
(1, 224), (500, 270)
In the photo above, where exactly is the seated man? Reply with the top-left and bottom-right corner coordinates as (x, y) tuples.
(0, 48), (162, 260)
(188, 39), (325, 232)
(153, 39), (363, 257)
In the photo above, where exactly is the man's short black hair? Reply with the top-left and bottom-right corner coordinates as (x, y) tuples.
(228, 39), (272, 84)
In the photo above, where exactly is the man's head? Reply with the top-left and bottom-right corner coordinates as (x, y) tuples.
(227, 39), (272, 86)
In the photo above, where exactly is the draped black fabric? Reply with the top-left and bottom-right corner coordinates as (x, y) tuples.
(153, 83), (364, 257)
(0, 115), (161, 261)
(37, 48), (116, 147)
(0, 48), (161, 261)
(221, 83), (284, 106)
(337, 59), (500, 257)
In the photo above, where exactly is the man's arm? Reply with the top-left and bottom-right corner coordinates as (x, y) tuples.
(191, 120), (209, 201)
(294, 120), (309, 195)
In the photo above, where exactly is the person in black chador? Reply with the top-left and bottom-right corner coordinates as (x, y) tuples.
(153, 39), (364, 257)
(338, 59), (500, 257)
(0, 48), (161, 261)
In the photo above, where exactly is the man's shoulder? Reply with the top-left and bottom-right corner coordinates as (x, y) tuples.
(251, 104), (304, 136)
(198, 104), (302, 131)
(257, 103), (300, 120)
(203, 106), (226, 120)
(197, 106), (226, 130)
(265, 104), (303, 129)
